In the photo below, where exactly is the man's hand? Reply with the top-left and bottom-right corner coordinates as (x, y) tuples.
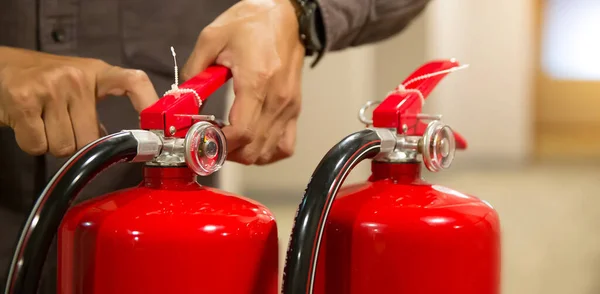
(182, 0), (304, 165)
(0, 47), (159, 157)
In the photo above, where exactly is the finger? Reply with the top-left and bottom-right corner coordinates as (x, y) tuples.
(258, 118), (297, 164)
(251, 63), (301, 164)
(181, 27), (228, 81)
(13, 117), (47, 156)
(222, 124), (254, 151)
(44, 98), (76, 157)
(96, 66), (159, 112)
(222, 67), (271, 153)
(254, 47), (303, 164)
(225, 119), (268, 165)
(227, 93), (284, 166)
(68, 77), (100, 150)
(254, 104), (296, 165)
(253, 120), (286, 165)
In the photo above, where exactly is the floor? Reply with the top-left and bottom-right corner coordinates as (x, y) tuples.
(261, 163), (600, 294)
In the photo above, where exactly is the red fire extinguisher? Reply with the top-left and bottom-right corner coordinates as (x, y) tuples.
(282, 59), (501, 294)
(4, 61), (279, 293)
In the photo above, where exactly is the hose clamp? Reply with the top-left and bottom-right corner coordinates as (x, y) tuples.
(127, 130), (163, 162)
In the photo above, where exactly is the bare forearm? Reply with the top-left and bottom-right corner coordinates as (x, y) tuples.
(317, 0), (430, 51)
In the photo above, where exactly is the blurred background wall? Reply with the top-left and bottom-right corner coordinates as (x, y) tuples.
(219, 0), (600, 293)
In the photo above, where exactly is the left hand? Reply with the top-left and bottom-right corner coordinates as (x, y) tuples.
(182, 0), (304, 165)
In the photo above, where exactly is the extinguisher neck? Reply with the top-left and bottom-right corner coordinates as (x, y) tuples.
(370, 161), (423, 183)
(143, 166), (199, 189)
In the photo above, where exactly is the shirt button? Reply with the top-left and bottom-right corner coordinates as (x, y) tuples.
(51, 28), (66, 43)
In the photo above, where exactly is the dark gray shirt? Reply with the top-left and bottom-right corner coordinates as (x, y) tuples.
(0, 0), (428, 292)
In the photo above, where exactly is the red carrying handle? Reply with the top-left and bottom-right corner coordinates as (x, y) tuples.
(372, 59), (467, 150)
(140, 66), (232, 138)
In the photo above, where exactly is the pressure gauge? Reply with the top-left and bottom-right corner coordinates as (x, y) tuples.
(184, 121), (227, 176)
(421, 120), (456, 172)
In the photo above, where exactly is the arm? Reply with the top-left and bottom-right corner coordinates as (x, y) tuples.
(317, 0), (430, 51)
(180, 0), (429, 166)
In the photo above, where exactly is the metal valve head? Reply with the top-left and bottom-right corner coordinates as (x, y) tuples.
(354, 60), (468, 170)
(421, 120), (456, 172)
(184, 121), (227, 176)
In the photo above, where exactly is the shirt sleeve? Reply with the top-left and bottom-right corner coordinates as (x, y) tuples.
(316, 0), (430, 51)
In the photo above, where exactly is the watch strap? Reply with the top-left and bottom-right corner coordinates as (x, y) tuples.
(292, 0), (326, 67)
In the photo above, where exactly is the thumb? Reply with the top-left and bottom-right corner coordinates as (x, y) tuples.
(181, 27), (228, 81)
(96, 66), (159, 112)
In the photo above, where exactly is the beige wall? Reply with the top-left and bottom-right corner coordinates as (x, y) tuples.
(424, 0), (535, 167)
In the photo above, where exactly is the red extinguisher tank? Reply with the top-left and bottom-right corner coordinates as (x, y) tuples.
(58, 166), (278, 294)
(282, 60), (501, 294)
(315, 163), (500, 293)
(4, 63), (279, 294)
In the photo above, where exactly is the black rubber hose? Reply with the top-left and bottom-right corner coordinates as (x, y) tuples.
(282, 129), (382, 294)
(4, 132), (139, 294)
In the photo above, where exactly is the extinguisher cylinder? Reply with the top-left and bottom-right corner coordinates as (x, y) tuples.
(57, 165), (279, 294)
(314, 161), (501, 294)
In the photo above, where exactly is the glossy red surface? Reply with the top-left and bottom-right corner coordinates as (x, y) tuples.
(314, 162), (501, 294)
(372, 60), (467, 149)
(57, 166), (278, 294)
(140, 65), (232, 138)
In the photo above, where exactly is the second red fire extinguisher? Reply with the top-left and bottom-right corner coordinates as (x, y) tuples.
(282, 59), (501, 294)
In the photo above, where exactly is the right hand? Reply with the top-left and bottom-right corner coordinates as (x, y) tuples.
(0, 47), (159, 157)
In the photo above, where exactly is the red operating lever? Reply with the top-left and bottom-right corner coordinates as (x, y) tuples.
(140, 66), (232, 138)
(372, 59), (467, 149)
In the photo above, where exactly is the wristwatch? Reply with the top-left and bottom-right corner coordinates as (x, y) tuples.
(291, 0), (326, 67)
